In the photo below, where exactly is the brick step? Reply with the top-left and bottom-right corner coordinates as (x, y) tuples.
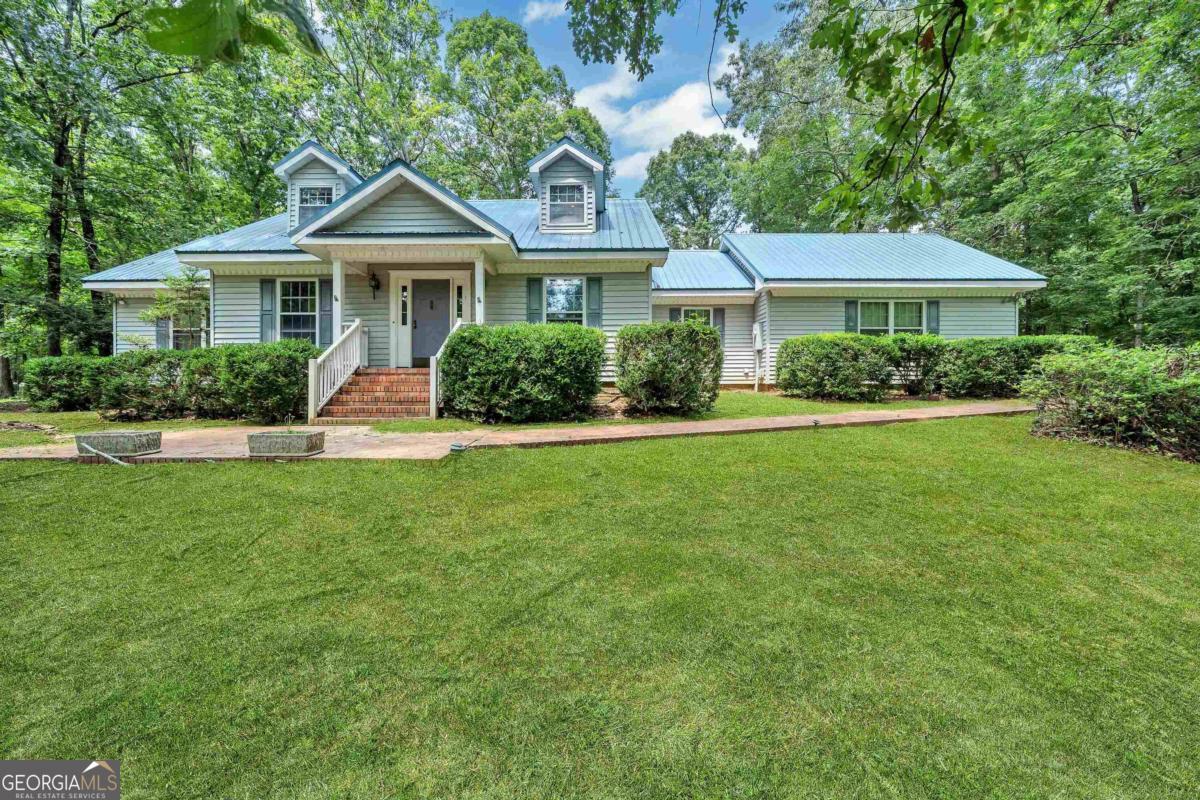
(357, 368), (429, 375)
(341, 383), (430, 392)
(322, 404), (430, 415)
(346, 375), (430, 384)
(328, 394), (429, 405)
(315, 415), (429, 424)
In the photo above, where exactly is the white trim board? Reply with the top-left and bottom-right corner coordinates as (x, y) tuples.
(528, 143), (604, 173)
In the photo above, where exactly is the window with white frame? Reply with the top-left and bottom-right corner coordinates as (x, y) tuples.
(171, 307), (208, 350)
(545, 277), (585, 324)
(681, 307), (713, 325)
(547, 184), (586, 226)
(859, 300), (924, 335)
(279, 279), (318, 343)
(297, 186), (334, 225)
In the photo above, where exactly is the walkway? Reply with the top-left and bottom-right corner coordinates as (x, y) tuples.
(0, 401), (1033, 463)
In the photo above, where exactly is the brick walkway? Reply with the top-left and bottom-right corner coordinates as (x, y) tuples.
(0, 400), (1033, 463)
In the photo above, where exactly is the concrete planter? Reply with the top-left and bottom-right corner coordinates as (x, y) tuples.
(247, 431), (325, 458)
(75, 431), (162, 457)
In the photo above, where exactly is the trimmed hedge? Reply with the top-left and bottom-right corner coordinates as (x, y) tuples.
(1021, 345), (1200, 460)
(615, 321), (722, 414)
(889, 333), (947, 396)
(936, 335), (1099, 398)
(776, 334), (899, 402)
(22, 340), (320, 423)
(439, 323), (605, 423)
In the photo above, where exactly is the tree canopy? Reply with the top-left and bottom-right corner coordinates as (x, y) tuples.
(638, 132), (746, 249)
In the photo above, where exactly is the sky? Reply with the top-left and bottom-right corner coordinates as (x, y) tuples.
(437, 0), (788, 196)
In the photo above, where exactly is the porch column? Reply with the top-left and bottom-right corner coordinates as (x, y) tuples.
(474, 256), (486, 323)
(332, 258), (344, 333)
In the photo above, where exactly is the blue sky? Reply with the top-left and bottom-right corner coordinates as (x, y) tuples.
(438, 0), (787, 196)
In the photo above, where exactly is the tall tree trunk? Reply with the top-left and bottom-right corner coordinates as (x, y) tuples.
(45, 117), (72, 357)
(0, 298), (13, 398)
(71, 116), (111, 355)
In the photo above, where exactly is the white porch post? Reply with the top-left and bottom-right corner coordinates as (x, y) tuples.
(474, 256), (486, 323)
(332, 258), (344, 333)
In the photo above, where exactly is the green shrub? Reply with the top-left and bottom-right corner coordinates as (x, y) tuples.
(440, 323), (605, 423)
(1021, 345), (1200, 460)
(98, 350), (187, 419)
(21, 356), (111, 411)
(615, 321), (722, 414)
(937, 335), (1099, 398)
(776, 334), (899, 402)
(218, 339), (320, 423)
(889, 334), (948, 396)
(179, 346), (236, 418)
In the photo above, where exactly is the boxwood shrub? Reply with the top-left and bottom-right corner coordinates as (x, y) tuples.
(937, 335), (1099, 398)
(98, 350), (188, 419)
(21, 356), (112, 411)
(439, 323), (605, 423)
(889, 334), (948, 396)
(615, 320), (722, 414)
(776, 334), (900, 402)
(1021, 345), (1200, 460)
(217, 339), (320, 423)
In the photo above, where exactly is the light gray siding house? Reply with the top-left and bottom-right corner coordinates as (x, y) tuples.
(82, 136), (1046, 418)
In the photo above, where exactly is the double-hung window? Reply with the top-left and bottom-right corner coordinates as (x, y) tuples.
(545, 277), (585, 324)
(859, 300), (925, 335)
(171, 307), (208, 350)
(298, 186), (334, 225)
(279, 279), (318, 343)
(682, 307), (713, 325)
(548, 184), (586, 226)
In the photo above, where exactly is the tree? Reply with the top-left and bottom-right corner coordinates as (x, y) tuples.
(637, 133), (746, 248)
(139, 266), (210, 343)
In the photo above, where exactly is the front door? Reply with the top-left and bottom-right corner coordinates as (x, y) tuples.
(411, 279), (451, 367)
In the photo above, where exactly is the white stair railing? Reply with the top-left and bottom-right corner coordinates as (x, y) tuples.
(307, 319), (368, 422)
(430, 320), (470, 418)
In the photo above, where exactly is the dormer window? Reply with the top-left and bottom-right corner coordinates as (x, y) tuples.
(298, 186), (334, 225)
(548, 184), (586, 226)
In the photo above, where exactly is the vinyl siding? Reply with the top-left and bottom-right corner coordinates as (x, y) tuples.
(332, 181), (482, 234)
(287, 162), (344, 229)
(652, 304), (756, 383)
(113, 297), (158, 352)
(755, 291), (769, 382)
(939, 297), (1019, 338)
(342, 273), (391, 366)
(212, 274), (269, 344)
(486, 269), (650, 380)
(538, 154), (595, 233)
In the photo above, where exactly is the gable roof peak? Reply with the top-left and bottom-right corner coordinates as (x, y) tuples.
(273, 140), (364, 184)
(526, 136), (605, 171)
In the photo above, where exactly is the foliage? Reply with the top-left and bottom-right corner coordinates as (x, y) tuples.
(776, 334), (898, 402)
(439, 323), (605, 423)
(614, 321), (723, 414)
(217, 339), (319, 423)
(889, 333), (947, 396)
(139, 266), (210, 336)
(145, 0), (321, 64)
(637, 133), (747, 249)
(937, 335), (1099, 399)
(1022, 345), (1200, 461)
(98, 350), (188, 419)
(21, 356), (111, 411)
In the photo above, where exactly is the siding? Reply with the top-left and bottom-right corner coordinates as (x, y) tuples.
(486, 270), (650, 380)
(538, 154), (595, 233)
(287, 161), (344, 229)
(212, 275), (268, 344)
(652, 304), (756, 383)
(755, 291), (769, 382)
(332, 181), (482, 234)
(113, 297), (157, 352)
(342, 273), (391, 366)
(940, 297), (1018, 338)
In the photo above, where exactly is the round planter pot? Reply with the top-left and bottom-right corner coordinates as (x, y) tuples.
(247, 431), (325, 458)
(76, 431), (162, 457)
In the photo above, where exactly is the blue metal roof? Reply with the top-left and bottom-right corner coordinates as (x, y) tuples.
(526, 136), (605, 168)
(653, 251), (753, 290)
(471, 198), (668, 251)
(722, 233), (1046, 281)
(82, 247), (204, 283)
(176, 213), (298, 254)
(274, 140), (364, 182)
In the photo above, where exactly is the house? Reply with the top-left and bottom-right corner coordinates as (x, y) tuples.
(82, 137), (1047, 419)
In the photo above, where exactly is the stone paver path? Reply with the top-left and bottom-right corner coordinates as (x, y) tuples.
(0, 400), (1032, 463)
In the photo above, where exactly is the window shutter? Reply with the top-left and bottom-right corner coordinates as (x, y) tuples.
(156, 318), (170, 349)
(318, 278), (333, 347)
(260, 279), (276, 342)
(526, 278), (542, 323)
(712, 307), (725, 343)
(586, 277), (603, 328)
(926, 300), (940, 334)
(668, 307), (681, 322)
(844, 300), (858, 333)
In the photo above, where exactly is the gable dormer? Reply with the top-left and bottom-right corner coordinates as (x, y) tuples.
(273, 141), (363, 230)
(527, 137), (606, 235)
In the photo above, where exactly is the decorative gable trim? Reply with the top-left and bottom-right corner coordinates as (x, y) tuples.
(273, 141), (363, 186)
(527, 140), (604, 173)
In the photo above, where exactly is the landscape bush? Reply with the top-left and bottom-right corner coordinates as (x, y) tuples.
(21, 356), (112, 411)
(1021, 345), (1200, 460)
(937, 335), (1100, 398)
(98, 350), (188, 419)
(889, 333), (948, 395)
(776, 334), (899, 402)
(217, 340), (320, 423)
(615, 321), (722, 414)
(439, 323), (605, 423)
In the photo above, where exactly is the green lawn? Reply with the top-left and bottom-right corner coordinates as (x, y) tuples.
(0, 411), (247, 449)
(2, 415), (1198, 798)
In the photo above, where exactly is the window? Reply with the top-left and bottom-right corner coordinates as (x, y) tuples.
(681, 307), (713, 325)
(859, 300), (925, 335)
(455, 283), (464, 321)
(279, 279), (318, 343)
(171, 308), (208, 350)
(548, 184), (586, 226)
(545, 277), (585, 324)
(297, 186), (334, 225)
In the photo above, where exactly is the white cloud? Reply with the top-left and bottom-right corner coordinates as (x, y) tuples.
(574, 60), (639, 130)
(521, 0), (566, 25)
(613, 150), (655, 180)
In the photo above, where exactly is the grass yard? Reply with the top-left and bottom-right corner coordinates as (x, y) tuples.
(0, 411), (247, 449)
(2, 415), (1199, 798)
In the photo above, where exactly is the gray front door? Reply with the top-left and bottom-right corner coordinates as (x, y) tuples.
(412, 279), (451, 367)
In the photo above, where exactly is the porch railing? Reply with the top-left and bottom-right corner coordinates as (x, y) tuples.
(307, 318), (367, 422)
(429, 319), (470, 418)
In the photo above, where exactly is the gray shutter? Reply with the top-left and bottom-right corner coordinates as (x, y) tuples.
(844, 300), (858, 333)
(926, 300), (940, 334)
(526, 277), (542, 323)
(156, 317), (170, 349)
(318, 278), (333, 347)
(260, 279), (276, 342)
(668, 307), (681, 322)
(586, 277), (603, 329)
(712, 307), (725, 343)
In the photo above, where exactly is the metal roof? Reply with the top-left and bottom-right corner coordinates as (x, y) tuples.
(471, 198), (668, 251)
(176, 213), (298, 254)
(82, 247), (204, 283)
(273, 140), (364, 182)
(653, 251), (753, 290)
(722, 233), (1046, 281)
